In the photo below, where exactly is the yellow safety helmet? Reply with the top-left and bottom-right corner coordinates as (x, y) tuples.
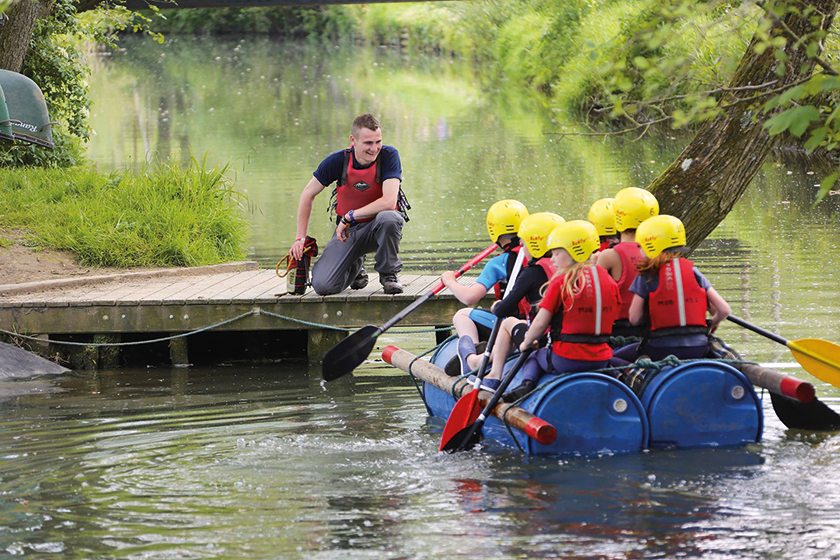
(587, 198), (616, 237)
(518, 212), (565, 258)
(636, 214), (687, 258)
(613, 187), (659, 232)
(486, 199), (529, 244)
(546, 220), (600, 263)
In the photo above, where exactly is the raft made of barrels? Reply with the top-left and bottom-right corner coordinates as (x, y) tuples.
(387, 337), (651, 456)
(386, 336), (765, 456)
(627, 360), (764, 448)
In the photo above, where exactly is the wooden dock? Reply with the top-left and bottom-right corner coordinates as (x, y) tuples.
(0, 261), (485, 368)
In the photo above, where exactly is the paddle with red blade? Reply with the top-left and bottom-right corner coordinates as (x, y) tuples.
(438, 249), (527, 450)
(322, 244), (498, 382)
(438, 319), (502, 451)
(727, 315), (840, 390)
(441, 348), (533, 453)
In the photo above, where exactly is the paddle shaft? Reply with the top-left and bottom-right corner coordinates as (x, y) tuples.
(377, 244), (498, 335)
(727, 315), (788, 345)
(727, 315), (840, 389)
(321, 244), (499, 381)
(456, 349), (533, 451)
(382, 345), (555, 444)
(468, 249), (525, 386)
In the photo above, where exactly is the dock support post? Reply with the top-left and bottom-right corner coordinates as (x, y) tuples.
(308, 328), (349, 363)
(95, 334), (121, 369)
(169, 336), (190, 367)
(435, 325), (451, 346)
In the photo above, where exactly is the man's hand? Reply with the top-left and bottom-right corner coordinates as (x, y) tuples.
(336, 221), (350, 242)
(290, 238), (305, 260)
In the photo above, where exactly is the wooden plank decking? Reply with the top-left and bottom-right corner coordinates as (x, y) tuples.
(0, 261), (488, 365)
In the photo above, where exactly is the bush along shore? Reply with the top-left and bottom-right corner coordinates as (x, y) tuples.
(0, 159), (248, 268)
(147, 1), (763, 123)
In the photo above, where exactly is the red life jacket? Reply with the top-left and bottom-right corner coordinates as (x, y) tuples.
(549, 265), (620, 360)
(599, 239), (611, 252)
(335, 148), (394, 221)
(614, 242), (644, 320)
(493, 245), (521, 301)
(516, 257), (556, 320)
(648, 257), (708, 334)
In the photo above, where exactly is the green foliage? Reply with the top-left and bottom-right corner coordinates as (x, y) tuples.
(762, 74), (840, 201)
(0, 160), (248, 267)
(149, 6), (356, 37)
(1, 0), (169, 168)
(351, 0), (757, 122)
(1, 0), (90, 167)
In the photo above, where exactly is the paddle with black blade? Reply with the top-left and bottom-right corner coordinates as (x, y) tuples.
(713, 337), (840, 431)
(438, 249), (527, 450)
(727, 315), (840, 390)
(442, 348), (533, 453)
(322, 244), (498, 382)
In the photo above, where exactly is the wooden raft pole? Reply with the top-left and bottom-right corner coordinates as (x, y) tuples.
(381, 345), (557, 445)
(729, 357), (815, 403)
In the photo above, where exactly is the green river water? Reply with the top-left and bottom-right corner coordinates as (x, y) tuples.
(1, 36), (839, 558)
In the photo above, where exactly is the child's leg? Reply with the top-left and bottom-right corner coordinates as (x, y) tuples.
(444, 308), (482, 377)
(612, 342), (640, 361)
(485, 317), (523, 382)
(452, 308), (480, 342)
(502, 348), (548, 402)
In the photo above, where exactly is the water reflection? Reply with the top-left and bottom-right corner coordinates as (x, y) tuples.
(1, 354), (840, 557)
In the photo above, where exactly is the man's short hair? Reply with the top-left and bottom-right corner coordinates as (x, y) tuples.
(352, 113), (380, 137)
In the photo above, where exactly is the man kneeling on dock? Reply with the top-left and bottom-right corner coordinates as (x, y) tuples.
(290, 113), (406, 295)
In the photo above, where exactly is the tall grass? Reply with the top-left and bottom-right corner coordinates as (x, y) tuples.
(0, 159), (248, 267)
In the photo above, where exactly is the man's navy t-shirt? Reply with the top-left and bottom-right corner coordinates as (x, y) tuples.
(313, 146), (402, 187)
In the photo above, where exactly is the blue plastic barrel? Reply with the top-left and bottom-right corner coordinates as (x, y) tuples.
(427, 336), (649, 456)
(639, 360), (763, 449)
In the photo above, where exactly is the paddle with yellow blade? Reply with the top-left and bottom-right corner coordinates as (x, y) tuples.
(727, 315), (840, 389)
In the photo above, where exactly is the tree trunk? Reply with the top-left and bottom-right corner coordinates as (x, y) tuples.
(648, 0), (839, 250)
(0, 0), (51, 72)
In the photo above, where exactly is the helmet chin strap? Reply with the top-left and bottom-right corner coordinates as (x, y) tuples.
(500, 236), (520, 252)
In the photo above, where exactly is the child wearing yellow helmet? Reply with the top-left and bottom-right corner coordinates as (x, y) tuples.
(613, 215), (731, 362)
(440, 200), (526, 376)
(441, 209), (563, 378)
(587, 198), (618, 252)
(595, 187), (659, 336)
(481, 220), (622, 402)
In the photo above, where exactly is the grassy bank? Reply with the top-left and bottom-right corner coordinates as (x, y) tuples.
(0, 160), (248, 268)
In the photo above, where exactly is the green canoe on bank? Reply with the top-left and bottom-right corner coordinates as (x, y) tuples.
(0, 68), (54, 149)
(0, 84), (13, 142)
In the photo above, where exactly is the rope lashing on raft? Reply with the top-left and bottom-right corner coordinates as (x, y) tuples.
(0, 308), (454, 348)
(463, 353), (761, 406)
(407, 346), (436, 415)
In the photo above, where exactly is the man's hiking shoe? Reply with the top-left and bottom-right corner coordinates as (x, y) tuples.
(350, 267), (369, 290)
(380, 274), (404, 295)
(502, 379), (536, 403)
